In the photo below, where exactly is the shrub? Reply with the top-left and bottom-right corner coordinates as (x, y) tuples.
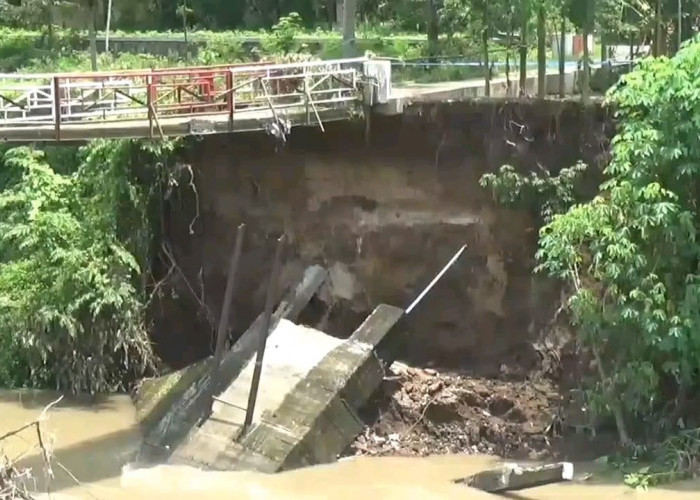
(0, 140), (181, 393)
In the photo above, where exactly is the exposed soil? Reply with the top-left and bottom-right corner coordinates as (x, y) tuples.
(151, 99), (617, 462)
(345, 361), (615, 462)
(154, 100), (612, 371)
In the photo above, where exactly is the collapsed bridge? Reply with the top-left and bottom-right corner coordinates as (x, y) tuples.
(135, 237), (465, 472)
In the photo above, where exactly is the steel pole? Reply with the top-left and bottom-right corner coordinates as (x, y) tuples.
(242, 235), (285, 433)
(202, 223), (245, 419)
(405, 244), (467, 315)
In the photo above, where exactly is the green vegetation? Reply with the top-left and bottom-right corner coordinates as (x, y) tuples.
(0, 3), (700, 490)
(0, 139), (186, 393)
(481, 36), (700, 485)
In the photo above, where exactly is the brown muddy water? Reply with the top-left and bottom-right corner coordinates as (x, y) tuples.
(1, 390), (698, 499)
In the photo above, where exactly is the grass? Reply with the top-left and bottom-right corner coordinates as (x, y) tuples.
(1, 25), (604, 89)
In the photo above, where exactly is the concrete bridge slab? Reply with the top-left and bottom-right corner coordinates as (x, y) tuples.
(169, 319), (343, 467)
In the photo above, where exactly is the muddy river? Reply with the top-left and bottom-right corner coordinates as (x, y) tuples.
(1, 390), (698, 499)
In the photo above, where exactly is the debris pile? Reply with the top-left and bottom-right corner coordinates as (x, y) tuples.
(0, 456), (31, 500)
(347, 362), (562, 459)
(0, 396), (62, 500)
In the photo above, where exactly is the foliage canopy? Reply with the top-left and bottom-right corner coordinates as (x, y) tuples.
(482, 36), (700, 446)
(0, 140), (181, 393)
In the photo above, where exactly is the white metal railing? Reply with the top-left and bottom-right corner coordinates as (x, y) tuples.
(0, 57), (369, 138)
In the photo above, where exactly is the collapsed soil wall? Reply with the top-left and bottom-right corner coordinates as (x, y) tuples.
(151, 100), (612, 373)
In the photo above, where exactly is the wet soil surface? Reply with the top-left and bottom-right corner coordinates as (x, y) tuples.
(345, 362), (612, 461)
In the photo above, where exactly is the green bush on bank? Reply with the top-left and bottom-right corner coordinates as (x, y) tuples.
(0, 140), (184, 393)
(0, 25), (430, 72)
(480, 36), (700, 484)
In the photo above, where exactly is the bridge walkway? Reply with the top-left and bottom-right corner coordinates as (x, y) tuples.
(0, 58), (588, 142)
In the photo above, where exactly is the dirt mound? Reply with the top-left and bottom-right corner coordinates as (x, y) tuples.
(346, 363), (562, 459)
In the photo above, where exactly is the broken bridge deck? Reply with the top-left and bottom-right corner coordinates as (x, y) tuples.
(134, 264), (405, 473)
(169, 319), (344, 467)
(169, 304), (404, 472)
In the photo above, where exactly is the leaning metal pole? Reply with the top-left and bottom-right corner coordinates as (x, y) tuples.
(202, 223), (246, 420)
(242, 234), (285, 433)
(405, 244), (467, 315)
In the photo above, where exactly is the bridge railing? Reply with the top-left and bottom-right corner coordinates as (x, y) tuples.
(0, 57), (367, 139)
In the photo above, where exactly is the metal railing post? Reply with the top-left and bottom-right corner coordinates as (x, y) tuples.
(202, 223), (245, 420)
(226, 70), (234, 133)
(146, 73), (153, 139)
(242, 235), (285, 434)
(52, 76), (61, 141)
(303, 73), (310, 125)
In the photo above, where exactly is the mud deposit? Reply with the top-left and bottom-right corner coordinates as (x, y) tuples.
(347, 363), (561, 458)
(345, 360), (616, 462)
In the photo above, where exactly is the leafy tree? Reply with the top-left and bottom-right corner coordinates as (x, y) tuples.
(530, 37), (700, 444)
(0, 140), (183, 393)
(480, 162), (590, 224)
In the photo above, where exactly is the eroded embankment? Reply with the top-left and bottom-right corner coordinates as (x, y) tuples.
(151, 99), (611, 376)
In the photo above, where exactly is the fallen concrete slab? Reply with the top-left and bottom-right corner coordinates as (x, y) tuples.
(456, 462), (575, 493)
(169, 319), (344, 467)
(134, 265), (328, 463)
(171, 303), (404, 472)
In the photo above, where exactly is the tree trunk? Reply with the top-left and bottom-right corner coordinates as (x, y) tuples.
(600, 35), (606, 63)
(88, 1), (98, 71)
(581, 2), (592, 104)
(653, 0), (662, 56)
(335, 0), (343, 30)
(507, 17), (515, 95)
(675, 0), (682, 54)
(537, 2), (546, 98)
(342, 0), (357, 58)
(559, 13), (566, 97)
(326, 0), (335, 28)
(628, 32), (634, 71)
(483, 27), (490, 97)
(45, 0), (55, 49)
(182, 2), (188, 46)
(427, 0), (439, 62)
(506, 49), (511, 95)
(591, 344), (631, 446)
(519, 0), (529, 95)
